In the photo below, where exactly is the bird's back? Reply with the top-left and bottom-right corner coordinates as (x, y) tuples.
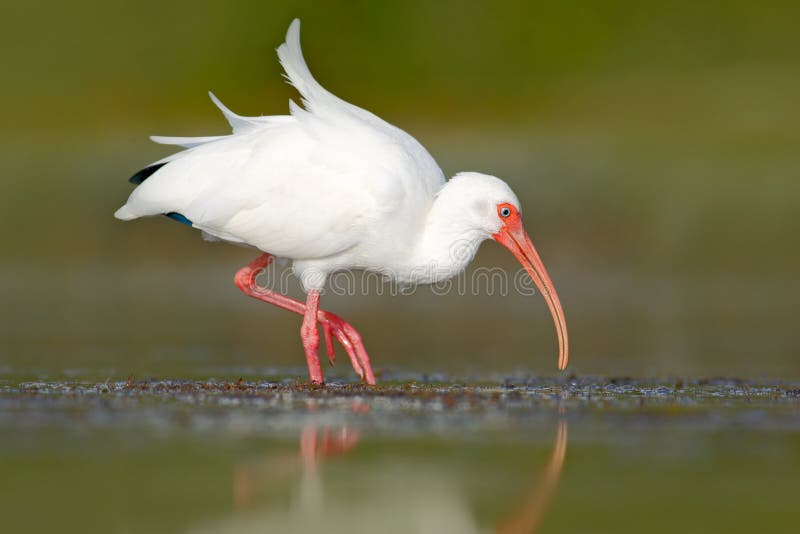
(115, 20), (445, 264)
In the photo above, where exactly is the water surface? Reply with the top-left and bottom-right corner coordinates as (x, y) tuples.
(1, 376), (798, 533)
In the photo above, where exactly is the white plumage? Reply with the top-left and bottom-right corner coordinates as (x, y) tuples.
(116, 19), (448, 286)
(115, 19), (568, 383)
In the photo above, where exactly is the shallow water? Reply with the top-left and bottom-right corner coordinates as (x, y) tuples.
(1, 375), (798, 533)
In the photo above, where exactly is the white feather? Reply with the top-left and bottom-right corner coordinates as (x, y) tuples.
(276, 19), (334, 112)
(150, 135), (227, 149)
(208, 91), (292, 133)
(115, 19), (517, 290)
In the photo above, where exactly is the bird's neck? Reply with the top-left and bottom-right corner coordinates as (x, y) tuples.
(407, 187), (487, 284)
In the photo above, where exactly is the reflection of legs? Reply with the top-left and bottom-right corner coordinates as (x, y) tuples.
(234, 253), (375, 384)
(298, 424), (361, 511)
(300, 425), (361, 467)
(233, 464), (256, 510)
(300, 425), (320, 475)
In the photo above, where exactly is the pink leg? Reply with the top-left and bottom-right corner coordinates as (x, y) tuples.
(301, 290), (323, 384)
(234, 254), (376, 384)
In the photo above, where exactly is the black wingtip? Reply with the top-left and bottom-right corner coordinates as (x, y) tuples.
(129, 162), (167, 185)
(165, 212), (193, 226)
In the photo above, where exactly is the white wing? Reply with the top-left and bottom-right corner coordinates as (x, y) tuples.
(115, 19), (445, 261)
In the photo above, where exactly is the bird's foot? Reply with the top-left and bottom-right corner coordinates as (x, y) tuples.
(235, 253), (375, 385)
(319, 311), (376, 385)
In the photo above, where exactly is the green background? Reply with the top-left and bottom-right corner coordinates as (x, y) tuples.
(2, 0), (798, 380)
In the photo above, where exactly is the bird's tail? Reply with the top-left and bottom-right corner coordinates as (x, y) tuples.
(114, 205), (137, 220)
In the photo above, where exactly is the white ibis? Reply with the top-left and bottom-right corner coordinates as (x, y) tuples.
(115, 19), (568, 385)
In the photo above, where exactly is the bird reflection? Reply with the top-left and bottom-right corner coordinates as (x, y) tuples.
(232, 401), (363, 512)
(205, 410), (568, 534)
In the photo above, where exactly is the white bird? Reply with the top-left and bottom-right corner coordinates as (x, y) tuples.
(115, 19), (569, 385)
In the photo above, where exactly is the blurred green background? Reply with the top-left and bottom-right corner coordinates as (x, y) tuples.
(2, 0), (799, 380)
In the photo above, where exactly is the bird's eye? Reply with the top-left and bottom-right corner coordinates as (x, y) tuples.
(500, 206), (511, 218)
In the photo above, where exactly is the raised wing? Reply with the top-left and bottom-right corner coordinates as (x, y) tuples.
(115, 19), (445, 260)
(276, 19), (444, 198)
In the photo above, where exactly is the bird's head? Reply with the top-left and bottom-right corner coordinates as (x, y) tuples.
(444, 172), (569, 370)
